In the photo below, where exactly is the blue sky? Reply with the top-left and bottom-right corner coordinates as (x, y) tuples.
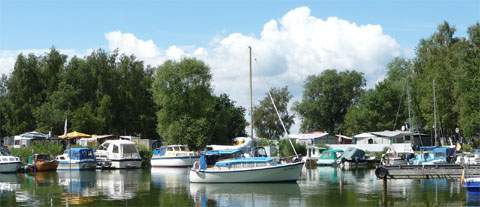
(1, 0), (478, 51)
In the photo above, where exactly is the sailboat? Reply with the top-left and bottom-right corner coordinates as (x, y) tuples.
(189, 46), (304, 183)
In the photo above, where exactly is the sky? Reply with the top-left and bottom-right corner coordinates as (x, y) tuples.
(0, 0), (479, 134)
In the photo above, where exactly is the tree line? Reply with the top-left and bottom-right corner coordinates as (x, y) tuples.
(0, 21), (478, 150)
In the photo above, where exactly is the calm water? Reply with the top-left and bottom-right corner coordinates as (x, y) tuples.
(0, 167), (477, 207)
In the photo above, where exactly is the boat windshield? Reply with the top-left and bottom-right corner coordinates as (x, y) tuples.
(98, 143), (109, 151)
(0, 147), (9, 156)
(180, 146), (188, 151)
(123, 144), (138, 154)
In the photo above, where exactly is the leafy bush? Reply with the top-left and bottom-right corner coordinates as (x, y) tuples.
(11, 143), (64, 163)
(255, 138), (273, 147)
(138, 145), (152, 167)
(279, 139), (306, 157)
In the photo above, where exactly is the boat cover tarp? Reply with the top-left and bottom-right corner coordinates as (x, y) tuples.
(342, 147), (366, 160)
(204, 149), (241, 156)
(215, 157), (273, 167)
(67, 148), (95, 160)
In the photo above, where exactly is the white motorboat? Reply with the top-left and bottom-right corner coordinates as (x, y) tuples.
(0, 147), (21, 173)
(95, 140), (142, 169)
(189, 149), (304, 183)
(151, 145), (198, 167)
(56, 148), (97, 170)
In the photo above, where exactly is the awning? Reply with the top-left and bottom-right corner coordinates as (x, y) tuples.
(59, 131), (91, 139)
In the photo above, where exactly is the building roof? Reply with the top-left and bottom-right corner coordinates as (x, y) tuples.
(15, 131), (48, 140)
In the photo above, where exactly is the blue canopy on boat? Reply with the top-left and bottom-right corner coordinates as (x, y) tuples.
(215, 157), (273, 167)
(419, 146), (437, 151)
(203, 149), (241, 156)
(66, 148), (95, 160)
(152, 147), (167, 156)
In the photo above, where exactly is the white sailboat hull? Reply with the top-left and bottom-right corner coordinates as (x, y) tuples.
(151, 156), (197, 167)
(189, 162), (304, 183)
(0, 162), (21, 173)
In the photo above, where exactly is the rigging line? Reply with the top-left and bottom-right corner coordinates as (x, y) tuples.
(393, 78), (407, 130)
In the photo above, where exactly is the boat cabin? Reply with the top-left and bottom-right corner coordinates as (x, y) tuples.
(58, 148), (95, 161)
(320, 149), (344, 160)
(97, 140), (140, 159)
(153, 145), (194, 157)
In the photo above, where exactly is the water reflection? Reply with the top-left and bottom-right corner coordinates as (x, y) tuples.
(190, 182), (302, 207)
(151, 167), (189, 192)
(0, 167), (474, 206)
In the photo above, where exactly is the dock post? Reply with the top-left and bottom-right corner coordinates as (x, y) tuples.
(382, 176), (388, 206)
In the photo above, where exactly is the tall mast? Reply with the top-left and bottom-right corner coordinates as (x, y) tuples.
(433, 79), (438, 146)
(249, 46), (254, 139)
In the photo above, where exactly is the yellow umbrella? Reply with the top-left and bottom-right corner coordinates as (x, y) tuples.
(59, 131), (91, 139)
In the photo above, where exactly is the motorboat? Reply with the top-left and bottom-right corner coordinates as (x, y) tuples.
(338, 147), (369, 169)
(382, 146), (415, 166)
(56, 148), (96, 170)
(456, 149), (480, 165)
(26, 153), (58, 172)
(464, 177), (480, 192)
(412, 146), (455, 165)
(151, 145), (198, 167)
(0, 147), (21, 173)
(95, 140), (142, 169)
(189, 149), (304, 183)
(316, 149), (344, 166)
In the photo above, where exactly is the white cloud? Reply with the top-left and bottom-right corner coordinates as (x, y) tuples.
(0, 6), (403, 134)
(0, 49), (81, 76)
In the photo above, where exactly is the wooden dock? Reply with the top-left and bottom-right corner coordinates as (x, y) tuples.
(375, 164), (480, 179)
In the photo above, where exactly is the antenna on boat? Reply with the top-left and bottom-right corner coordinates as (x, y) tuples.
(249, 46), (254, 140)
(267, 90), (299, 158)
(433, 79), (439, 146)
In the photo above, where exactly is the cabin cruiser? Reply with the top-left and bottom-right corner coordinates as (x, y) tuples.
(151, 145), (198, 167)
(0, 147), (21, 173)
(95, 140), (142, 169)
(56, 148), (96, 170)
(189, 149), (304, 183)
(338, 147), (369, 169)
(317, 149), (344, 166)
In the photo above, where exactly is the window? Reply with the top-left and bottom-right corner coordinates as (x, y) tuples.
(123, 144), (138, 153)
(113, 145), (119, 153)
(368, 139), (373, 144)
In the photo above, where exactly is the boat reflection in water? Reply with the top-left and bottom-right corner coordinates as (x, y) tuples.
(96, 169), (146, 200)
(58, 169), (147, 202)
(189, 182), (302, 207)
(0, 173), (21, 194)
(151, 167), (189, 192)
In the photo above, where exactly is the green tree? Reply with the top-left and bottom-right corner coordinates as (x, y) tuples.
(152, 58), (215, 149)
(253, 87), (294, 139)
(342, 58), (413, 136)
(3, 54), (44, 135)
(456, 23), (480, 138)
(209, 94), (247, 144)
(294, 70), (365, 134)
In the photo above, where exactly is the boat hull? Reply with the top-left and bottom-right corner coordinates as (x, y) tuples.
(28, 160), (58, 172)
(110, 159), (142, 169)
(151, 156), (197, 167)
(0, 162), (21, 173)
(465, 178), (480, 192)
(317, 159), (338, 166)
(57, 160), (96, 170)
(189, 162), (304, 183)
